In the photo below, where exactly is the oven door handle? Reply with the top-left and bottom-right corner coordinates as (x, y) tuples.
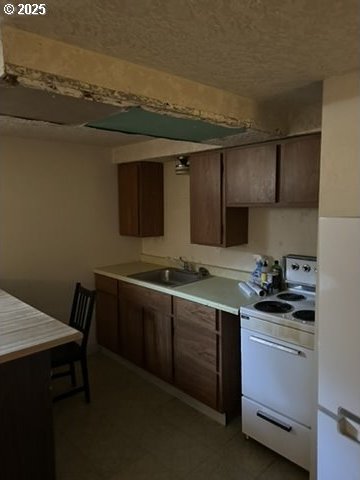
(249, 335), (301, 355)
(256, 410), (292, 432)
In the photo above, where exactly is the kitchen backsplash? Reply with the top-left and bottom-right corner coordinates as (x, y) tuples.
(140, 253), (250, 281)
(141, 161), (318, 274)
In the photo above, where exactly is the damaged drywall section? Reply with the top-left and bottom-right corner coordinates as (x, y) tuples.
(1, 27), (287, 138)
(2, 63), (262, 130)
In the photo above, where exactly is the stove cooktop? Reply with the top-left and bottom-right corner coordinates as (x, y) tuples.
(241, 288), (316, 333)
(254, 300), (293, 314)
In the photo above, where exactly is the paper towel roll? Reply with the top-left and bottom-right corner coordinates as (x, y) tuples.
(245, 281), (266, 297)
(238, 282), (255, 297)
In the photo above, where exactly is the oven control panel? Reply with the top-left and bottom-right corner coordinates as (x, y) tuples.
(285, 255), (317, 287)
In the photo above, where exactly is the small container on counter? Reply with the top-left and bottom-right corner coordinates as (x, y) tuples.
(271, 260), (283, 292)
(260, 259), (270, 287)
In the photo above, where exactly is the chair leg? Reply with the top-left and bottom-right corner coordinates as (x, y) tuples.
(70, 362), (76, 387)
(81, 356), (90, 404)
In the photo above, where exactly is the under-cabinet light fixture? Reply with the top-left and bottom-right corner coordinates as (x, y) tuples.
(175, 155), (190, 175)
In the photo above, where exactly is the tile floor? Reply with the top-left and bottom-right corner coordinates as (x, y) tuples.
(53, 353), (309, 480)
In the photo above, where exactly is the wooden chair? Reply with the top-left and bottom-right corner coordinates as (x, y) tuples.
(51, 283), (96, 403)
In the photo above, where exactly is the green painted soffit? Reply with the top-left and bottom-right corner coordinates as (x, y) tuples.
(86, 107), (246, 142)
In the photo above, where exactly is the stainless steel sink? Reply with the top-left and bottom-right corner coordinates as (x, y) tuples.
(128, 268), (208, 287)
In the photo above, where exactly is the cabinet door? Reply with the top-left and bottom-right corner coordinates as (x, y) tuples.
(118, 163), (140, 236)
(174, 318), (218, 371)
(118, 296), (144, 367)
(96, 290), (119, 353)
(174, 317), (219, 409)
(174, 350), (218, 410)
(190, 152), (222, 246)
(138, 162), (164, 236)
(143, 308), (173, 383)
(278, 134), (321, 205)
(118, 162), (164, 237)
(225, 144), (277, 205)
(95, 274), (119, 353)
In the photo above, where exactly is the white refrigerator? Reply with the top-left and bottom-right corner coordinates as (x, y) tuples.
(317, 217), (360, 480)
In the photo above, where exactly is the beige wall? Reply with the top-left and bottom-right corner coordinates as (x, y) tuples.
(142, 161), (318, 273)
(319, 70), (360, 217)
(0, 137), (141, 346)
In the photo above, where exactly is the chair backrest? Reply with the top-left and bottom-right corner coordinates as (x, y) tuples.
(69, 283), (96, 351)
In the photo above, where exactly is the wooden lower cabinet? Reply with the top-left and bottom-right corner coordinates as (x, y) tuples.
(143, 308), (173, 382)
(174, 353), (219, 410)
(174, 317), (218, 372)
(118, 281), (172, 376)
(118, 293), (144, 367)
(96, 291), (119, 354)
(95, 275), (119, 354)
(95, 276), (240, 418)
(173, 298), (240, 416)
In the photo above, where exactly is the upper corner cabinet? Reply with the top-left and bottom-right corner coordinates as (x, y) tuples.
(190, 151), (248, 247)
(225, 144), (277, 206)
(118, 161), (164, 237)
(278, 134), (321, 206)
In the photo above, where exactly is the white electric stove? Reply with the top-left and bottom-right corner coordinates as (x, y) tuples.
(241, 255), (316, 342)
(240, 255), (317, 470)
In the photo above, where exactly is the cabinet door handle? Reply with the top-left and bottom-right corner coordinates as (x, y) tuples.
(249, 335), (301, 355)
(338, 407), (360, 444)
(256, 410), (292, 432)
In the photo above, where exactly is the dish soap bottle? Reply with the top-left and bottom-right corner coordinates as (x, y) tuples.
(251, 257), (263, 286)
(271, 260), (283, 292)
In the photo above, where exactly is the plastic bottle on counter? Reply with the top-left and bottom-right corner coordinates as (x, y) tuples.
(271, 260), (283, 292)
(260, 259), (269, 287)
(251, 257), (263, 286)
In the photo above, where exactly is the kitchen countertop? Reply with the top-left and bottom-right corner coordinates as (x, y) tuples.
(94, 261), (254, 315)
(0, 289), (81, 364)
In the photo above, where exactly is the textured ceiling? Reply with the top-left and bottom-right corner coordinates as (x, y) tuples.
(1, 0), (358, 99)
(0, 116), (152, 146)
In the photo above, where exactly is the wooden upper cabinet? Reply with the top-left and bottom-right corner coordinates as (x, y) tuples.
(190, 152), (248, 247)
(190, 152), (222, 246)
(225, 144), (277, 206)
(118, 161), (164, 237)
(278, 134), (321, 206)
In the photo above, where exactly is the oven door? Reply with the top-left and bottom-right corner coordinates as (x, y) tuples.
(241, 327), (314, 427)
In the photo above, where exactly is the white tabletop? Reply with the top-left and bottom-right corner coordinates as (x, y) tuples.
(0, 289), (81, 364)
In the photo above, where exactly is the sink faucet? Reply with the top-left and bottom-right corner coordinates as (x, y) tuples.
(178, 256), (196, 272)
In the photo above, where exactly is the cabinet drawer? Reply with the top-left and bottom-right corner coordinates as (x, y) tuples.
(174, 298), (217, 331)
(95, 274), (118, 296)
(175, 354), (218, 410)
(242, 396), (310, 470)
(174, 318), (218, 371)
